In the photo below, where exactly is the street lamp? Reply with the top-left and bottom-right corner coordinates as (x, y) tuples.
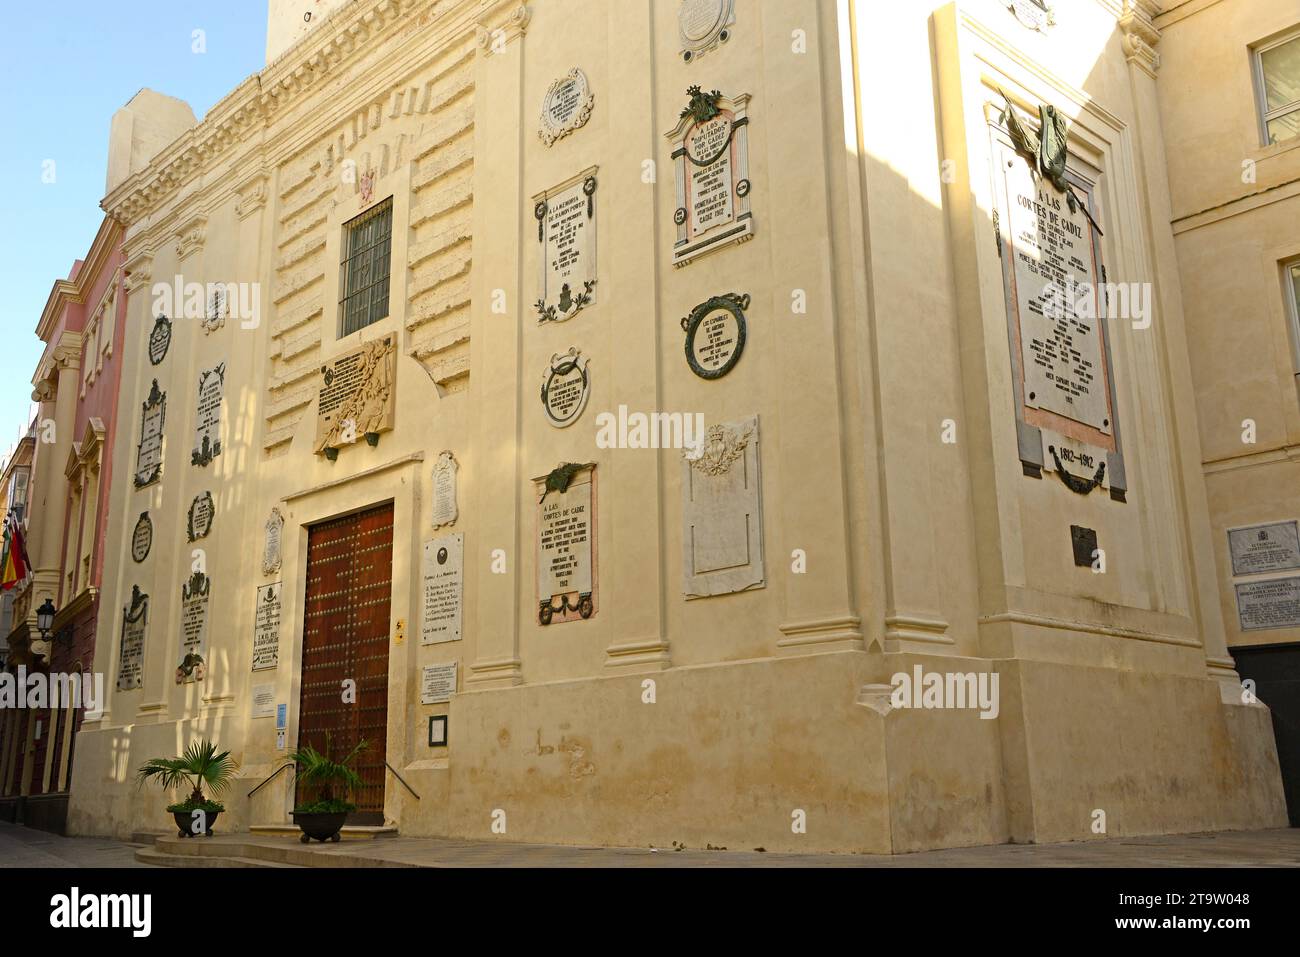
(36, 598), (56, 640)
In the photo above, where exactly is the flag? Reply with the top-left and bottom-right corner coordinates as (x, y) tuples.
(1, 512), (29, 591)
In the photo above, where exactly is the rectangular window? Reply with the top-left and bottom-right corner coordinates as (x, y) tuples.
(1254, 30), (1300, 146)
(339, 198), (393, 337)
(1287, 259), (1300, 374)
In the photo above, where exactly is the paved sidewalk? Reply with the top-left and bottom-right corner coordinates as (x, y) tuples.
(3, 821), (1298, 867)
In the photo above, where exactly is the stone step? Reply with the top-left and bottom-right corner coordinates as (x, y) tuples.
(249, 824), (399, 840)
(136, 847), (302, 868)
(150, 834), (417, 868)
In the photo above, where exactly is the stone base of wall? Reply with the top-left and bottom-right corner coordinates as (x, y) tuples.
(66, 649), (1287, 853)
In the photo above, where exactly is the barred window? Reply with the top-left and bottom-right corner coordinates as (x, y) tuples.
(1254, 30), (1300, 146)
(339, 198), (393, 337)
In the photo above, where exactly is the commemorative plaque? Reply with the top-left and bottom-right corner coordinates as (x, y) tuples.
(1236, 577), (1300, 632)
(131, 512), (153, 563)
(177, 572), (211, 684)
(192, 363), (225, 467)
(263, 508), (285, 576)
(534, 463), (597, 625)
(134, 381), (166, 488)
(315, 337), (397, 457)
(665, 86), (754, 267)
(252, 582), (282, 671)
(538, 68), (594, 147)
(540, 348), (591, 428)
(148, 316), (172, 366)
(1228, 521), (1300, 577)
(187, 492), (215, 542)
(679, 0), (735, 62)
(682, 293), (749, 379)
(422, 533), (464, 645)
(116, 586), (148, 691)
(682, 415), (765, 597)
(534, 170), (598, 323)
(431, 452), (459, 529)
(421, 662), (458, 705)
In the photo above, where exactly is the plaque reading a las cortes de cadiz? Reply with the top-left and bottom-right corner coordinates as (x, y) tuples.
(991, 94), (1126, 500)
(534, 463), (597, 626)
(176, 571), (211, 684)
(431, 451), (459, 529)
(665, 86), (753, 268)
(534, 169), (598, 323)
(252, 581), (282, 672)
(116, 586), (149, 691)
(682, 293), (749, 379)
(192, 362), (225, 467)
(678, 0), (735, 62)
(538, 67), (594, 147)
(1228, 521), (1300, 577)
(315, 336), (396, 457)
(134, 380), (166, 488)
(131, 512), (153, 563)
(540, 348), (592, 428)
(682, 415), (765, 598)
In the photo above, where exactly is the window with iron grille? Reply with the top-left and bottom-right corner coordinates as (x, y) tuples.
(339, 198), (393, 337)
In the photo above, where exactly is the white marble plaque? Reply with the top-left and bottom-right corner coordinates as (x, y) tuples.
(264, 508), (285, 576)
(431, 452), (459, 529)
(682, 415), (764, 598)
(1229, 521), (1300, 577)
(665, 88), (753, 267)
(1002, 159), (1112, 434)
(252, 582), (282, 671)
(541, 348), (591, 428)
(534, 171), (597, 322)
(192, 363), (225, 467)
(539, 68), (594, 146)
(421, 662), (458, 705)
(1236, 577), (1300, 632)
(422, 534), (463, 645)
(116, 588), (148, 691)
(134, 381), (166, 488)
(535, 465), (597, 625)
(679, 0), (735, 62)
(177, 572), (211, 684)
(251, 683), (276, 719)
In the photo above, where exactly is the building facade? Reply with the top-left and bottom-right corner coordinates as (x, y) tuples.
(65, 0), (1287, 852)
(1156, 0), (1300, 824)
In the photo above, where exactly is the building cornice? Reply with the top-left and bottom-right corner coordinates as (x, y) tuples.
(1119, 0), (1162, 76)
(35, 217), (121, 342)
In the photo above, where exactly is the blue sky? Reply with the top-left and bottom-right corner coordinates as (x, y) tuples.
(0, 1), (267, 456)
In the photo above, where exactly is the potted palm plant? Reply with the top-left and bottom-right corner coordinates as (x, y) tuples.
(136, 740), (237, 838)
(288, 736), (368, 843)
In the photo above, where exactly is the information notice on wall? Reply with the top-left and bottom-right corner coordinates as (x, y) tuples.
(1236, 577), (1300, 632)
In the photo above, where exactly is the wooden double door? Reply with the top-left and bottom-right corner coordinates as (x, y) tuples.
(297, 503), (393, 824)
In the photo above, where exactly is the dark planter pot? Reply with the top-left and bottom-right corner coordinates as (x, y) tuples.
(293, 811), (347, 843)
(172, 809), (221, 838)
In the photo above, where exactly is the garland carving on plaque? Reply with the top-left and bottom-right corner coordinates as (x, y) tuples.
(686, 420), (753, 476)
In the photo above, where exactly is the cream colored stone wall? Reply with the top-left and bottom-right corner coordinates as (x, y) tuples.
(1157, 0), (1300, 649)
(66, 0), (1286, 851)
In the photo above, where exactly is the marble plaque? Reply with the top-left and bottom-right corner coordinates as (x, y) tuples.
(1008, 0), (1054, 32)
(534, 170), (598, 322)
(315, 336), (397, 456)
(264, 508), (285, 576)
(538, 68), (594, 147)
(192, 363), (225, 467)
(1236, 577), (1300, 632)
(116, 587), (148, 691)
(421, 662), (458, 705)
(134, 381), (166, 488)
(534, 464), (597, 625)
(177, 572), (211, 684)
(431, 452), (459, 529)
(1229, 521), (1300, 577)
(682, 415), (764, 598)
(252, 582), (282, 671)
(679, 0), (735, 62)
(666, 87), (753, 267)
(148, 316), (172, 366)
(187, 492), (215, 542)
(251, 683), (276, 719)
(422, 534), (463, 645)
(682, 293), (749, 379)
(131, 512), (153, 563)
(540, 348), (591, 428)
